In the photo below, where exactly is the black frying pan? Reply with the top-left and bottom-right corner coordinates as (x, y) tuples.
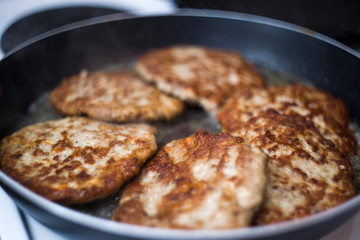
(0, 10), (360, 240)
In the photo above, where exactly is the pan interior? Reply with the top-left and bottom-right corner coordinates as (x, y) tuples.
(16, 63), (360, 220)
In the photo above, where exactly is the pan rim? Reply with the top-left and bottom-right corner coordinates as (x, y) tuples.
(1, 169), (360, 239)
(1, 9), (360, 62)
(1, 9), (360, 239)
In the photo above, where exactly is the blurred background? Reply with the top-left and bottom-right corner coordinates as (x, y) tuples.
(0, 0), (359, 58)
(176, 0), (360, 51)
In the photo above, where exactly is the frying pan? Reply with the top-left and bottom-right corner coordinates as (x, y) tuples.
(1, 9), (360, 240)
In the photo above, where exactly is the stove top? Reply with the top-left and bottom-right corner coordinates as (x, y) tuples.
(0, 0), (177, 59)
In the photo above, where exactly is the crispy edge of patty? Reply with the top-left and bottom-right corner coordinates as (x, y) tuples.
(112, 130), (267, 229)
(0, 117), (158, 204)
(135, 45), (265, 113)
(228, 110), (357, 225)
(217, 84), (357, 157)
(49, 70), (185, 122)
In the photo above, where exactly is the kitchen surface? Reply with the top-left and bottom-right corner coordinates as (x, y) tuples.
(0, 1), (359, 239)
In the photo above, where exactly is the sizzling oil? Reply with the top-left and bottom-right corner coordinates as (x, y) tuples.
(19, 66), (360, 219)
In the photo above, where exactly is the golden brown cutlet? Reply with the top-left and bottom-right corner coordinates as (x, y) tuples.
(136, 45), (265, 113)
(112, 130), (267, 229)
(0, 117), (157, 205)
(50, 70), (184, 123)
(217, 84), (357, 157)
(228, 110), (357, 225)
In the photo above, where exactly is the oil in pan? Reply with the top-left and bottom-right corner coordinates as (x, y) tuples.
(17, 65), (360, 219)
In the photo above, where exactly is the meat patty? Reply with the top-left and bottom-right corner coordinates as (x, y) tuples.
(0, 117), (157, 204)
(217, 84), (357, 157)
(50, 70), (184, 122)
(136, 45), (265, 113)
(112, 130), (267, 229)
(228, 110), (357, 225)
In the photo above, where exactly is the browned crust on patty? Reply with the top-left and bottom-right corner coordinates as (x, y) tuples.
(136, 45), (265, 113)
(228, 110), (357, 225)
(50, 70), (184, 122)
(112, 130), (267, 229)
(0, 117), (157, 204)
(217, 84), (357, 157)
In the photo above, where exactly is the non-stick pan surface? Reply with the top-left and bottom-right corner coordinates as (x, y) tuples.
(0, 9), (360, 240)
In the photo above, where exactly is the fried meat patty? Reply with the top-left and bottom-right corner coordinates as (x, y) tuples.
(112, 130), (267, 229)
(50, 70), (184, 122)
(228, 110), (357, 225)
(0, 117), (157, 204)
(217, 84), (357, 157)
(136, 45), (265, 113)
